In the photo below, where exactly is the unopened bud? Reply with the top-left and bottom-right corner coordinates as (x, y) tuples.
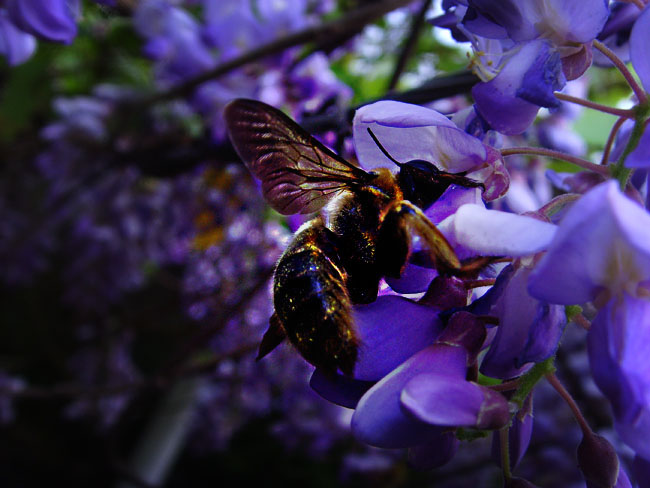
(577, 433), (619, 488)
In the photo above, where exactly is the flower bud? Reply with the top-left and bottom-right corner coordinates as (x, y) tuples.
(577, 433), (619, 488)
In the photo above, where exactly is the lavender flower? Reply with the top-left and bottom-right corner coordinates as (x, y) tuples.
(433, 0), (610, 134)
(528, 181), (650, 463)
(0, 10), (36, 65)
(5, 0), (79, 44)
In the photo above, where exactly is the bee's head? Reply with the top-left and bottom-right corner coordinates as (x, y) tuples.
(366, 128), (484, 209)
(397, 159), (483, 209)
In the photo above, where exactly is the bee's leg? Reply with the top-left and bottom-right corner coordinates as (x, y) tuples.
(274, 217), (358, 376)
(256, 313), (286, 361)
(377, 200), (461, 278)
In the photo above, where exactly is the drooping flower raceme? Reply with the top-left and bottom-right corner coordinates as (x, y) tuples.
(528, 181), (650, 464)
(307, 100), (582, 468)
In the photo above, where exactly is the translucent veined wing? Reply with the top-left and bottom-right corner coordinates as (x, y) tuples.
(224, 98), (370, 215)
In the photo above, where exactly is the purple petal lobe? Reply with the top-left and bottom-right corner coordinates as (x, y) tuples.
(401, 374), (509, 429)
(353, 296), (444, 381)
(529, 181), (650, 304)
(0, 12), (36, 65)
(351, 345), (466, 448)
(6, 0), (78, 43)
(632, 455), (650, 488)
(630, 6), (650, 93)
(481, 265), (565, 379)
(515, 44), (564, 109)
(384, 264), (438, 294)
(309, 369), (374, 409)
(446, 204), (557, 257)
(588, 295), (650, 459)
(408, 432), (459, 470)
(353, 101), (490, 173)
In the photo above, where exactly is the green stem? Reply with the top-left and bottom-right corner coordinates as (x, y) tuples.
(593, 40), (648, 105)
(601, 116), (628, 165)
(611, 106), (650, 189)
(510, 356), (556, 409)
(500, 427), (512, 481)
(500, 147), (610, 176)
(553, 92), (634, 119)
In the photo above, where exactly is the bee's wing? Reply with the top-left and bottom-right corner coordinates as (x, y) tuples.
(224, 99), (369, 215)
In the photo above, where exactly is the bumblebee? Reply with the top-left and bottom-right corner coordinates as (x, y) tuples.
(224, 99), (484, 376)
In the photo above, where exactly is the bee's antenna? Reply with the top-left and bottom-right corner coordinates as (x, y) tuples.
(367, 128), (404, 168)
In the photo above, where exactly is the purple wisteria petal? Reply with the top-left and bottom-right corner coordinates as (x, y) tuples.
(528, 181), (650, 305)
(352, 296), (444, 381)
(309, 369), (374, 409)
(466, 0), (609, 44)
(408, 431), (459, 470)
(630, 6), (650, 93)
(401, 373), (509, 429)
(352, 102), (507, 198)
(472, 81), (539, 135)
(588, 294), (650, 459)
(561, 43), (593, 81)
(595, 2), (639, 66)
(351, 344), (467, 448)
(6, 0), (78, 44)
(444, 204), (557, 257)
(0, 11), (36, 66)
(257, 0), (309, 33)
(424, 186), (483, 225)
(526, 0), (609, 44)
(202, 0), (265, 58)
(481, 265), (565, 379)
(134, 0), (215, 81)
(472, 40), (565, 135)
(633, 455), (650, 488)
(384, 264), (437, 294)
(492, 393), (533, 470)
(614, 468), (633, 488)
(462, 2), (512, 39)
(516, 43), (564, 109)
(520, 301), (566, 363)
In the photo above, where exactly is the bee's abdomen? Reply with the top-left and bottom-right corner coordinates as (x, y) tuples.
(273, 218), (358, 375)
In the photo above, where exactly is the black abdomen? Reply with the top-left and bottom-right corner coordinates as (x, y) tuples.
(273, 218), (358, 375)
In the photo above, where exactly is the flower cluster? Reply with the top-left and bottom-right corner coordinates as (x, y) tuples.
(0, 0), (116, 65)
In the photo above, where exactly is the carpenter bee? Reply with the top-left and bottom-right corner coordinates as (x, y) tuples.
(224, 99), (485, 376)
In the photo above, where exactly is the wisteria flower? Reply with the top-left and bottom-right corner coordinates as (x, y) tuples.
(353, 100), (510, 200)
(528, 181), (650, 462)
(433, 0), (609, 134)
(0, 10), (36, 65)
(5, 0), (79, 44)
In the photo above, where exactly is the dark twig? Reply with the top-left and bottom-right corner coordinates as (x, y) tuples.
(139, 0), (417, 105)
(387, 0), (433, 91)
(299, 70), (478, 133)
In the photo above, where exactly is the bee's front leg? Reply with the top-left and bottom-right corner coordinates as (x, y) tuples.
(377, 200), (461, 279)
